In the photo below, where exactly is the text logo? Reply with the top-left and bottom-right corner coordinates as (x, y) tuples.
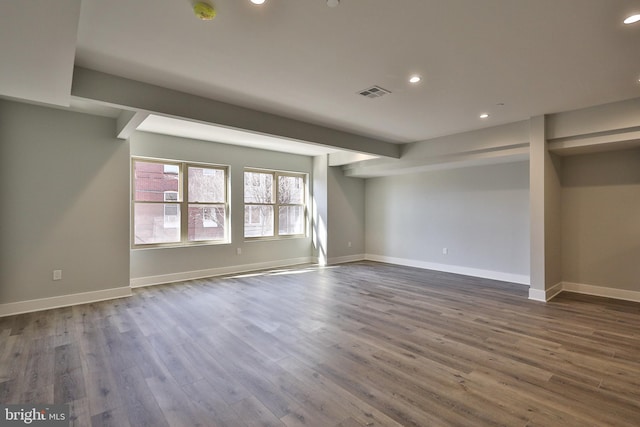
(0, 405), (69, 426)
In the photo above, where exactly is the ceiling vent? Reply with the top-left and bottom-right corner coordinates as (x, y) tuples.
(358, 85), (391, 99)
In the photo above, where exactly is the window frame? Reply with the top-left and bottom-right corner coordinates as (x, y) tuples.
(131, 157), (230, 248)
(243, 168), (307, 240)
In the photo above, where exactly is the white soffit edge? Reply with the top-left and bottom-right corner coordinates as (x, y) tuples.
(0, 0), (81, 106)
(136, 114), (340, 157)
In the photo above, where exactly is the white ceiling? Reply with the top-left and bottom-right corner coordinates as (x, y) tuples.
(0, 0), (80, 106)
(137, 114), (340, 156)
(1, 0), (639, 148)
(74, 0), (640, 143)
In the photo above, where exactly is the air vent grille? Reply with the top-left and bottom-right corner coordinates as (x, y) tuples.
(358, 85), (391, 98)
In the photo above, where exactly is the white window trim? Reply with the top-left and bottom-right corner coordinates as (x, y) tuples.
(132, 157), (230, 248)
(243, 168), (307, 240)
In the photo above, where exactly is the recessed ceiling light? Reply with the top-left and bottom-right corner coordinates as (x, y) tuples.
(251, 0), (266, 4)
(409, 75), (421, 84)
(327, 0), (340, 7)
(624, 14), (640, 24)
(479, 113), (490, 119)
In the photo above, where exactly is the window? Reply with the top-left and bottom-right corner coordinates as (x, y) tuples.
(163, 191), (179, 228)
(244, 169), (306, 238)
(132, 159), (229, 246)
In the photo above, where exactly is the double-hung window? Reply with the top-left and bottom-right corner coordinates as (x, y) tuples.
(244, 169), (306, 239)
(132, 158), (229, 246)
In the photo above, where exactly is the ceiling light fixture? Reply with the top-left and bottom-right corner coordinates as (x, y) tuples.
(409, 75), (421, 84)
(623, 14), (640, 24)
(193, 2), (216, 20)
(251, 0), (266, 4)
(479, 113), (490, 119)
(327, 0), (340, 7)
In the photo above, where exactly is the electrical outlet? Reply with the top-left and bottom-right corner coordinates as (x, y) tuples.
(442, 248), (448, 255)
(347, 241), (352, 248)
(53, 270), (62, 281)
(236, 247), (242, 255)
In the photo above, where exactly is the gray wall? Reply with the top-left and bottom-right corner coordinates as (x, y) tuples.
(365, 161), (530, 278)
(0, 100), (130, 303)
(327, 165), (365, 261)
(130, 132), (313, 280)
(561, 149), (640, 291)
(2, 96), (635, 307)
(544, 152), (563, 288)
(312, 155), (328, 264)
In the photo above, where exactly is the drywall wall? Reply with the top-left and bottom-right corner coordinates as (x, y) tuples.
(312, 155), (328, 265)
(561, 148), (640, 291)
(0, 100), (130, 303)
(543, 150), (563, 291)
(130, 132), (314, 282)
(529, 115), (563, 300)
(365, 161), (530, 282)
(327, 165), (365, 262)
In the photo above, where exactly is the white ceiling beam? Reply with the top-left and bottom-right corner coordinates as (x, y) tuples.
(343, 145), (529, 178)
(71, 67), (401, 159)
(546, 98), (640, 140)
(116, 110), (150, 140)
(343, 120), (530, 177)
(328, 152), (379, 166)
(548, 128), (640, 156)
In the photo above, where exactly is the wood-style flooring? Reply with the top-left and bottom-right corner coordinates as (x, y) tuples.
(1, 261), (639, 426)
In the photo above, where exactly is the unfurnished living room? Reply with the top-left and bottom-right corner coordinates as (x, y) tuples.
(1, 0), (639, 426)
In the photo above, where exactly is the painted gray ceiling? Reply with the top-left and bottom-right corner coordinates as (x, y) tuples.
(0, 0), (80, 106)
(74, 0), (640, 143)
(1, 0), (639, 145)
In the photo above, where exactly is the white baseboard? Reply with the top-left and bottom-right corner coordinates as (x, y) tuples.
(327, 254), (366, 265)
(130, 257), (314, 288)
(5, 265), (633, 319)
(365, 254), (530, 285)
(561, 281), (640, 303)
(528, 288), (547, 302)
(529, 281), (640, 303)
(0, 286), (132, 318)
(528, 282), (562, 302)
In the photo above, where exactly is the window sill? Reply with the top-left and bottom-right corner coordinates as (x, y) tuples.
(131, 240), (231, 250)
(244, 235), (307, 243)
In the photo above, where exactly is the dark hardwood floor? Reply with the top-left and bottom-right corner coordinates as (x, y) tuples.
(1, 261), (639, 426)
